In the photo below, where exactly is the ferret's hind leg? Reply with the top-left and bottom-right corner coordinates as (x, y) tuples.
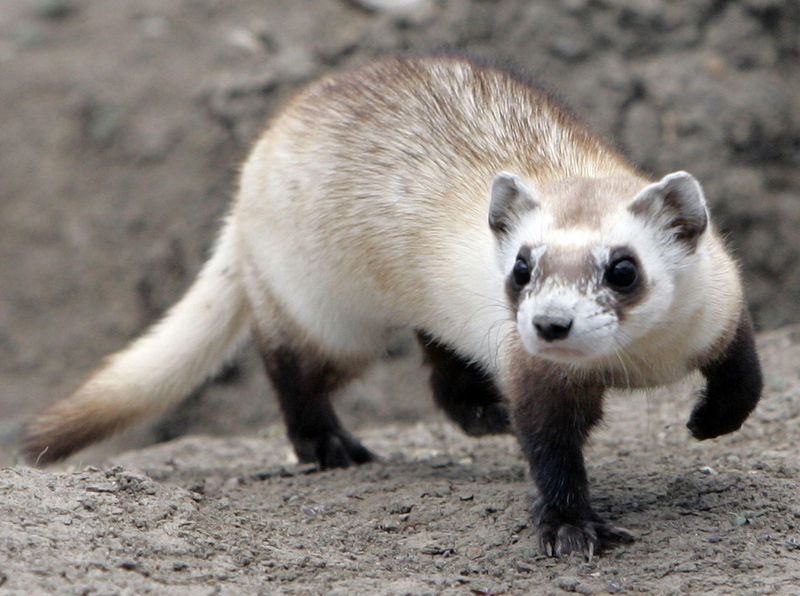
(417, 332), (511, 436)
(240, 247), (377, 469)
(257, 336), (375, 469)
(243, 273), (376, 469)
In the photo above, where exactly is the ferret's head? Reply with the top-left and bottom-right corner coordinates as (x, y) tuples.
(489, 170), (709, 366)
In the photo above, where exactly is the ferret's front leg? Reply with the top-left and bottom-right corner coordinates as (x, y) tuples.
(511, 377), (634, 559)
(688, 308), (763, 440)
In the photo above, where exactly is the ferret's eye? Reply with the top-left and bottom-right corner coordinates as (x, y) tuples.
(605, 258), (638, 292)
(512, 257), (531, 287)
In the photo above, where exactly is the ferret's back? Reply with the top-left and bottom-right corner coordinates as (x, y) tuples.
(283, 56), (627, 190)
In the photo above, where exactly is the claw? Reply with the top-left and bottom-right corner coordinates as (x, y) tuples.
(535, 513), (635, 559)
(595, 523), (636, 544)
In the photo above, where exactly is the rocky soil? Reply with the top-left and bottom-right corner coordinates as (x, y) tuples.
(1, 1), (799, 593)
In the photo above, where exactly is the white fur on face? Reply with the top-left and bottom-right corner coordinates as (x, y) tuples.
(502, 216), (620, 363)
(504, 208), (680, 368)
(516, 280), (620, 363)
(480, 170), (735, 386)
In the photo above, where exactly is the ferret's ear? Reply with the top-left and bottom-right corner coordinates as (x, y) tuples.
(628, 171), (709, 249)
(489, 172), (539, 238)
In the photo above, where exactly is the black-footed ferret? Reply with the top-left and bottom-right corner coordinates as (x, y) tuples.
(23, 55), (763, 558)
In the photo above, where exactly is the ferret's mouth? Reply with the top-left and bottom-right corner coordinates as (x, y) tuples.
(538, 345), (591, 361)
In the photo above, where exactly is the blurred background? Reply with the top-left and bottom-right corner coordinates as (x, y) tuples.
(1, 0), (797, 460)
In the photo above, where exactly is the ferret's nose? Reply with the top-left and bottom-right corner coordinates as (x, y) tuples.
(533, 315), (573, 342)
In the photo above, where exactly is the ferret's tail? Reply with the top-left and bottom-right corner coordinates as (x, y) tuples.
(22, 216), (251, 464)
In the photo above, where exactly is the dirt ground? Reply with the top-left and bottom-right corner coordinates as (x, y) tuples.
(1, 0), (799, 593)
(2, 326), (800, 594)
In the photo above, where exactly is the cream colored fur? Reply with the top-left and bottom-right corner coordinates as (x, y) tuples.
(24, 56), (744, 461)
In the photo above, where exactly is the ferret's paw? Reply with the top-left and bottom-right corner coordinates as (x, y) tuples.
(461, 403), (511, 436)
(293, 431), (377, 470)
(537, 512), (635, 560)
(539, 520), (597, 559)
(687, 400), (743, 440)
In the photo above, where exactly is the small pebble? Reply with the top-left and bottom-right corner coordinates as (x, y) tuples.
(389, 503), (413, 514)
(557, 576), (580, 591)
(379, 519), (399, 532)
(119, 560), (139, 570)
(465, 546), (484, 559)
(515, 560), (534, 573)
(301, 505), (324, 518)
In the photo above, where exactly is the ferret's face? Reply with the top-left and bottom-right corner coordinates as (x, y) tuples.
(504, 238), (649, 364)
(489, 172), (708, 366)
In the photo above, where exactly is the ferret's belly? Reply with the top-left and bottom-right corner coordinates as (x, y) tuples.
(238, 228), (392, 356)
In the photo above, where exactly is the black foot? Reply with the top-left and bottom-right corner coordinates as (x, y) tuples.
(687, 400), (745, 440)
(535, 503), (635, 560)
(291, 430), (376, 470)
(689, 308), (762, 441)
(457, 402), (511, 436)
